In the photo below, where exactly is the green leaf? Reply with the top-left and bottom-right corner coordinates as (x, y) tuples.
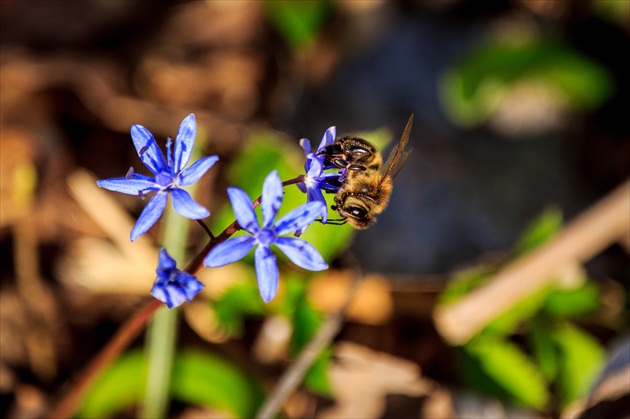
(550, 322), (605, 407)
(438, 265), (496, 305)
(77, 350), (264, 418)
(77, 351), (145, 418)
(513, 208), (563, 255)
(462, 337), (549, 409)
(265, 0), (331, 50)
(441, 38), (614, 127)
(210, 130), (300, 234)
(528, 315), (560, 381)
(171, 349), (264, 418)
(542, 281), (600, 318)
(213, 279), (267, 337)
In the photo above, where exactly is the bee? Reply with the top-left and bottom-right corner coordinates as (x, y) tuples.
(318, 114), (413, 229)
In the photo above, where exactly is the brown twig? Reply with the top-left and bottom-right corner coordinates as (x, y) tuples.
(433, 179), (630, 345)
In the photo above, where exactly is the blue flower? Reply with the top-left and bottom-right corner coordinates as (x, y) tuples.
(204, 171), (328, 302)
(151, 249), (204, 308)
(296, 127), (341, 230)
(97, 114), (218, 241)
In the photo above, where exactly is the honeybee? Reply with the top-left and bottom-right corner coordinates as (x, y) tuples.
(318, 114), (413, 229)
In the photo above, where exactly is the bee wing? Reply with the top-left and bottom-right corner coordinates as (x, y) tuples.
(380, 114), (413, 184)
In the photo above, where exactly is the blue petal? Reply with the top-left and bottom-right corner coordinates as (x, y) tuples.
(262, 171), (283, 227)
(157, 248), (176, 272)
(300, 138), (312, 156)
(97, 177), (158, 195)
(255, 245), (278, 302)
(274, 201), (325, 235)
(166, 137), (174, 171)
(227, 187), (259, 234)
(151, 276), (203, 309)
(306, 156), (323, 178)
(151, 282), (186, 309)
(173, 114), (197, 173)
(130, 191), (168, 241)
(204, 235), (256, 267)
(318, 126), (336, 151)
(130, 124), (168, 175)
(129, 173), (155, 182)
(171, 188), (210, 219)
(307, 187), (328, 222)
(178, 155), (219, 186)
(177, 271), (205, 301)
(275, 237), (328, 271)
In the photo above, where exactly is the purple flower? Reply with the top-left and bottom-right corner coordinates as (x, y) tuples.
(151, 249), (204, 308)
(204, 171), (328, 302)
(296, 127), (341, 234)
(97, 114), (218, 241)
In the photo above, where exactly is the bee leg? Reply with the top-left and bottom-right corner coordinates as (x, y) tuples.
(323, 218), (347, 226)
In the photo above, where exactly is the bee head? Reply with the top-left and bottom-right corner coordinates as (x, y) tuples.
(332, 199), (376, 230)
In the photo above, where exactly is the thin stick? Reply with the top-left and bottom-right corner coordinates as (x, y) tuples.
(434, 179), (630, 345)
(255, 260), (362, 419)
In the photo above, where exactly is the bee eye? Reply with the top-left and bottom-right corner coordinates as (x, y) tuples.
(348, 206), (367, 219)
(347, 145), (370, 155)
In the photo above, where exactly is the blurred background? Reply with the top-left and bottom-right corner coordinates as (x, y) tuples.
(1, 1), (628, 418)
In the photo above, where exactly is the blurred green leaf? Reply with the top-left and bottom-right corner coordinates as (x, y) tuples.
(462, 337), (549, 409)
(441, 38), (614, 127)
(593, 0), (630, 28)
(213, 279), (266, 337)
(438, 265), (496, 305)
(550, 323), (605, 407)
(171, 349), (264, 417)
(210, 130), (301, 234)
(265, 0), (331, 50)
(529, 315), (560, 381)
(78, 351), (145, 418)
(78, 349), (263, 418)
(542, 281), (600, 318)
(513, 208), (563, 255)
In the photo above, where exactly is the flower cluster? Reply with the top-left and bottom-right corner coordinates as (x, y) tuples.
(204, 171), (328, 302)
(295, 127), (342, 235)
(98, 114), (340, 307)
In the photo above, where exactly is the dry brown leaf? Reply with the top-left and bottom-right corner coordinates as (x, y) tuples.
(318, 341), (430, 418)
(58, 170), (157, 294)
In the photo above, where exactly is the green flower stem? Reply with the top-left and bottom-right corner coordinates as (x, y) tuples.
(140, 127), (208, 419)
(139, 205), (188, 418)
